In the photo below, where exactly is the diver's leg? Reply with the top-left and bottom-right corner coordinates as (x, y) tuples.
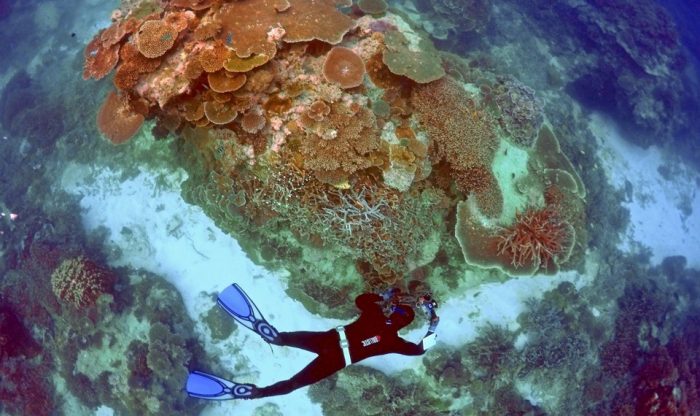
(273, 330), (334, 354)
(253, 353), (344, 398)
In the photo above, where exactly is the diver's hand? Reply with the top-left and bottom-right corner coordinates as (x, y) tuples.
(421, 332), (437, 351)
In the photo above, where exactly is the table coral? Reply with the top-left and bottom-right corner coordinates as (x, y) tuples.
(136, 19), (178, 58)
(96, 91), (146, 144)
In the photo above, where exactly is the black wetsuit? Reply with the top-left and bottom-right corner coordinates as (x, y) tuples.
(254, 293), (425, 398)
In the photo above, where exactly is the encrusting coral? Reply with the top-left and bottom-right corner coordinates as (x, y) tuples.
(84, 0), (588, 305)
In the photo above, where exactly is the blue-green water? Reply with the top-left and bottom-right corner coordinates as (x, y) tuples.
(1, 1), (699, 415)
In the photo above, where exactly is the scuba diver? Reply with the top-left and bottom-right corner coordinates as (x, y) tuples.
(186, 284), (440, 400)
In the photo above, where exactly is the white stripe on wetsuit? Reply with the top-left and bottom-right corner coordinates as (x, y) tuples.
(336, 326), (352, 366)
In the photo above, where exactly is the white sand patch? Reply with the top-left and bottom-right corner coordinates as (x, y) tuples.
(58, 159), (595, 415)
(591, 113), (700, 267)
(59, 163), (326, 416)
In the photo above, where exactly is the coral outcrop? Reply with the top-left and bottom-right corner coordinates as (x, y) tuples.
(84, 0), (587, 311)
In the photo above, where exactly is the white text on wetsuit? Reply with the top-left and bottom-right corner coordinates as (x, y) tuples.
(361, 335), (381, 347)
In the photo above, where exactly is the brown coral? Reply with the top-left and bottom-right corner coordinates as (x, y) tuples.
(307, 100), (331, 121)
(383, 30), (445, 83)
(411, 77), (498, 172)
(136, 20), (178, 58)
(323, 46), (366, 89)
(203, 101), (238, 125)
(208, 71), (247, 93)
(217, 0), (352, 58)
(97, 91), (145, 144)
(358, 0), (388, 14)
(170, 0), (216, 10)
(51, 256), (115, 309)
(300, 104), (382, 183)
(412, 77), (501, 214)
(241, 111), (266, 133)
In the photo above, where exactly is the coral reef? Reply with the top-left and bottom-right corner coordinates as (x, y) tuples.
(409, 0), (492, 40)
(83, 0), (588, 312)
(508, 0), (700, 165)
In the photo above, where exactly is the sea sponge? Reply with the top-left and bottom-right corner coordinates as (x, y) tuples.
(323, 46), (366, 89)
(136, 19), (177, 58)
(51, 256), (115, 309)
(96, 91), (145, 144)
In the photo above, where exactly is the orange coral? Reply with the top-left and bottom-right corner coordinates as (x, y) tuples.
(323, 46), (366, 89)
(452, 164), (493, 194)
(280, 0), (353, 44)
(114, 64), (141, 90)
(198, 40), (230, 72)
(96, 91), (145, 144)
(83, 36), (120, 80)
(224, 52), (274, 72)
(100, 18), (139, 47)
(245, 68), (276, 92)
(163, 10), (195, 33)
(136, 20), (178, 58)
(412, 76), (501, 214)
(194, 18), (222, 41)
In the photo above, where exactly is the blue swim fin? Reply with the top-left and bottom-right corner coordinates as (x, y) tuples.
(217, 283), (279, 343)
(186, 371), (255, 400)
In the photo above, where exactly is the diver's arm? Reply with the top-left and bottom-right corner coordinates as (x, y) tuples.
(394, 338), (426, 356)
(420, 313), (439, 350)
